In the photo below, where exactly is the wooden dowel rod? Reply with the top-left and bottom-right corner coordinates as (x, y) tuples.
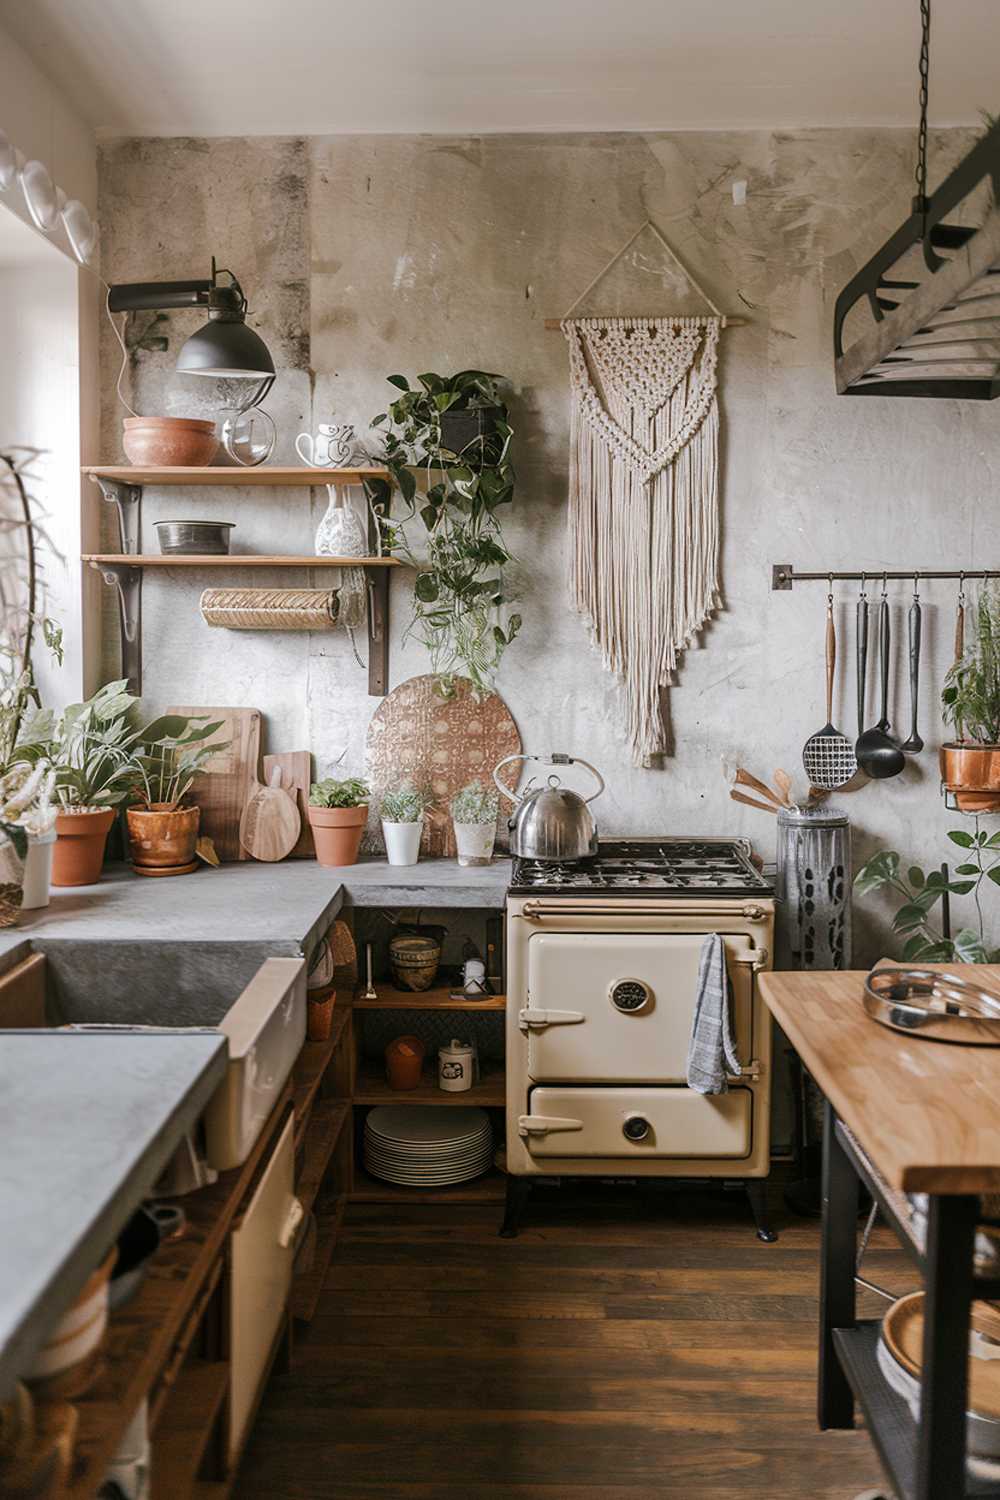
(543, 316), (749, 330)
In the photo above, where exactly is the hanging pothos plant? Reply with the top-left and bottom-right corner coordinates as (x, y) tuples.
(364, 370), (520, 697)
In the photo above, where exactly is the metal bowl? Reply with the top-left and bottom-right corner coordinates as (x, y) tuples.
(155, 520), (234, 555)
(864, 966), (1000, 1045)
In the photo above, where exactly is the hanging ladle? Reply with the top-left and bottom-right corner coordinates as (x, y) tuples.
(855, 578), (906, 779)
(901, 573), (924, 753)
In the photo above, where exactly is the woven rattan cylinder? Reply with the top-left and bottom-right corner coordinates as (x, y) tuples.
(200, 588), (341, 630)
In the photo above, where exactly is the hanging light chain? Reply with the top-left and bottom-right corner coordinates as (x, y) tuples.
(915, 0), (931, 204)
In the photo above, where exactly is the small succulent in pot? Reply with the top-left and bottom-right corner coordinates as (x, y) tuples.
(380, 782), (431, 867)
(308, 776), (371, 867)
(450, 781), (499, 868)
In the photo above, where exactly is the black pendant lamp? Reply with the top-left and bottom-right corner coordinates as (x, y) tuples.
(834, 0), (1000, 399)
(107, 258), (275, 383)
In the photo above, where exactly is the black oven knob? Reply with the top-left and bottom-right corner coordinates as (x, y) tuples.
(623, 1115), (651, 1143)
(610, 979), (651, 1013)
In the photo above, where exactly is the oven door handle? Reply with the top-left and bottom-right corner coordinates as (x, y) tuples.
(518, 1113), (583, 1138)
(516, 901), (770, 921)
(518, 1007), (585, 1032)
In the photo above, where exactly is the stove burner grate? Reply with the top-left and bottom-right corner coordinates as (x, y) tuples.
(510, 838), (772, 897)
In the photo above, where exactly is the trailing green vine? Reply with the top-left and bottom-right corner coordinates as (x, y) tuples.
(365, 370), (520, 697)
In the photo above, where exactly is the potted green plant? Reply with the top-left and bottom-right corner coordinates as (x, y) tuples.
(855, 826), (1000, 963)
(380, 782), (430, 867)
(366, 370), (520, 698)
(126, 718), (225, 875)
(308, 776), (370, 867)
(450, 781), (499, 867)
(16, 682), (217, 887)
(942, 584), (1000, 811)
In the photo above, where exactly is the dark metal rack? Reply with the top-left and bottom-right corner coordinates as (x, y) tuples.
(773, 564), (997, 590)
(820, 1101), (1000, 1499)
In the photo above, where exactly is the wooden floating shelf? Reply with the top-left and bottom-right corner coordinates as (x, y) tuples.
(353, 1059), (506, 1107)
(82, 554), (399, 568)
(353, 984), (506, 1012)
(84, 465), (389, 486)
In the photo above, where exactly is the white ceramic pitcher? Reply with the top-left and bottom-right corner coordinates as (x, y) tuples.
(295, 422), (355, 467)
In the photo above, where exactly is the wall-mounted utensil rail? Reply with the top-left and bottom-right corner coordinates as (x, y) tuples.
(773, 564), (1000, 590)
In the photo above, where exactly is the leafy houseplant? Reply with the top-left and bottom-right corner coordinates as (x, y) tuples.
(450, 781), (499, 868)
(308, 776), (371, 868)
(16, 682), (221, 886)
(126, 717), (224, 875)
(365, 371), (520, 697)
(941, 584), (1000, 810)
(380, 782), (431, 868)
(854, 824), (1000, 964)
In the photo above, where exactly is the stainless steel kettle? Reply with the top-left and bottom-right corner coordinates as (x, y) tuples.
(493, 752), (604, 861)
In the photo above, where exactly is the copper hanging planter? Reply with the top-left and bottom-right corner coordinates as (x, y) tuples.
(940, 744), (1000, 811)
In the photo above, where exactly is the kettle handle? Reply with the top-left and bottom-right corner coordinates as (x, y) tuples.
(492, 753), (605, 805)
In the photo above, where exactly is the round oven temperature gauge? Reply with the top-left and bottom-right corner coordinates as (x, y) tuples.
(610, 979), (652, 1013)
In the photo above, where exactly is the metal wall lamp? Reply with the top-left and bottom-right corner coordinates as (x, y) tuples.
(107, 257), (275, 390)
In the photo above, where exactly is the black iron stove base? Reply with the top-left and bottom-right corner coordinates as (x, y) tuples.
(499, 1173), (778, 1242)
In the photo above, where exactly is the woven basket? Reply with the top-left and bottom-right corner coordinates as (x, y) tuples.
(200, 588), (340, 630)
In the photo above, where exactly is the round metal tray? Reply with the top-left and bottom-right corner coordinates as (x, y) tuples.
(864, 966), (1000, 1045)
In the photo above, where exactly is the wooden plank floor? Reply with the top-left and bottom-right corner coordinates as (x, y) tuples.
(237, 1182), (913, 1498)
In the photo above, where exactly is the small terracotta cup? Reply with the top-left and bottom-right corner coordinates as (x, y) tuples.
(385, 1035), (426, 1091)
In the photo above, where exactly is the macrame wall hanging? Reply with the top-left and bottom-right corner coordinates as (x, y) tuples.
(554, 220), (743, 766)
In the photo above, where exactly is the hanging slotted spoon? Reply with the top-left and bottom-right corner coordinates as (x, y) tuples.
(802, 594), (858, 790)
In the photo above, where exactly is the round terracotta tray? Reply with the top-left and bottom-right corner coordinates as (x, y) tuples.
(883, 1291), (1000, 1419)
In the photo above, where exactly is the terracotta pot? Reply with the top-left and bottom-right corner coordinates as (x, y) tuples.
(307, 804), (368, 867)
(940, 743), (1000, 811)
(52, 809), (116, 887)
(122, 416), (218, 468)
(126, 804), (200, 870)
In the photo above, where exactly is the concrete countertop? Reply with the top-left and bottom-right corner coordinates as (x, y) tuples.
(0, 856), (510, 974)
(0, 1030), (227, 1401)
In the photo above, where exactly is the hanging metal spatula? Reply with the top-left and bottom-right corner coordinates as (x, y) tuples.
(802, 596), (858, 790)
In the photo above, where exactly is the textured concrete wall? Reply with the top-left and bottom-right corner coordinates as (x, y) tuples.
(98, 128), (998, 961)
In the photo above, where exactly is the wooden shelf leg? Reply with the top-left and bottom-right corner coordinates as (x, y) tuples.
(915, 1193), (978, 1500)
(818, 1100), (858, 1430)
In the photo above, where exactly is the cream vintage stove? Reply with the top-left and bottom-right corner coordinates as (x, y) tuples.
(502, 838), (777, 1240)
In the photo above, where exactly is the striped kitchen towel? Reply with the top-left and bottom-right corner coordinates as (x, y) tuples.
(686, 933), (740, 1095)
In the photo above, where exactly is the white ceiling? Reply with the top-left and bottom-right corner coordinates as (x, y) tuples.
(1, 0), (998, 137)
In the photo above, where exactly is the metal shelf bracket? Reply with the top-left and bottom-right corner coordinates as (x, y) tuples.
(93, 476), (142, 553)
(96, 563), (142, 693)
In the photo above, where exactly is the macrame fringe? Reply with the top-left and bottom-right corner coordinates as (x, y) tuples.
(564, 316), (721, 765)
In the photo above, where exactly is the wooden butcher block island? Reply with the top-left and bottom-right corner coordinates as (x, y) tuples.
(760, 966), (1000, 1500)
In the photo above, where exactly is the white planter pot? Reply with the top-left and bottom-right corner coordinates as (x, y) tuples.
(22, 830), (56, 910)
(453, 820), (495, 867)
(382, 819), (423, 866)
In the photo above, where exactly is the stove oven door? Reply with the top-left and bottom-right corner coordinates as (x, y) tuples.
(521, 1085), (752, 1159)
(524, 931), (755, 1083)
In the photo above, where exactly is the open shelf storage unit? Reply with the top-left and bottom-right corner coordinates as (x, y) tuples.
(0, 951), (354, 1500)
(820, 1105), (1000, 1500)
(81, 465), (396, 696)
(341, 978), (508, 1206)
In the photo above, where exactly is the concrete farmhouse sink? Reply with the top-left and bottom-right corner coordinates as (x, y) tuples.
(38, 939), (306, 1169)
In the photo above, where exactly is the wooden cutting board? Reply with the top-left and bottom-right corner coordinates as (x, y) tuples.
(365, 675), (521, 858)
(263, 751), (314, 858)
(240, 766), (301, 862)
(167, 706), (261, 862)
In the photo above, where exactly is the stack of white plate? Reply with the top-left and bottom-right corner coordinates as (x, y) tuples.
(364, 1106), (493, 1186)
